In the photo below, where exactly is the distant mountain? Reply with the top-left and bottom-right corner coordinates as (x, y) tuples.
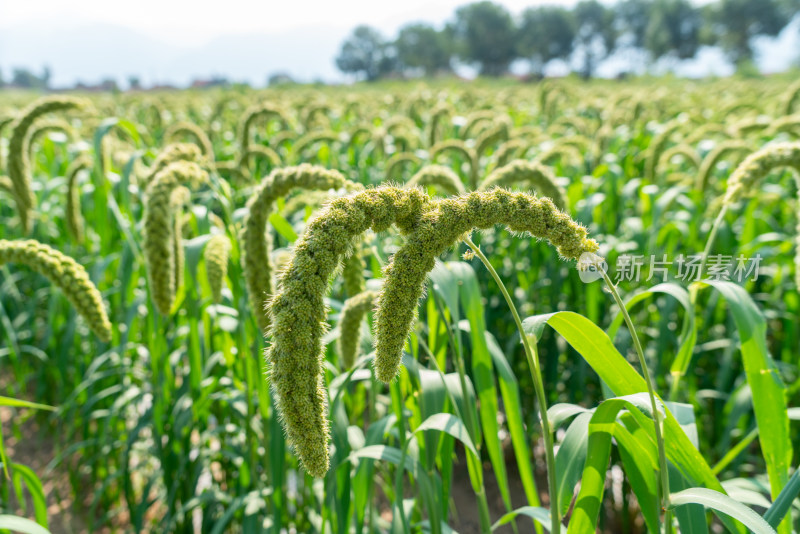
(0, 21), (348, 87)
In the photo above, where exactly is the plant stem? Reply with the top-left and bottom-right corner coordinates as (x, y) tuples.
(464, 236), (560, 534)
(601, 269), (671, 533)
(699, 205), (728, 275)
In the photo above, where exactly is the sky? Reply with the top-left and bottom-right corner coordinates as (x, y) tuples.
(0, 0), (798, 87)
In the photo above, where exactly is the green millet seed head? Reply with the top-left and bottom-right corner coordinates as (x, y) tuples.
(723, 142), (800, 205)
(493, 139), (527, 167)
(142, 143), (203, 190)
(338, 290), (378, 370)
(164, 122), (215, 161)
(695, 140), (754, 192)
(65, 154), (93, 244)
(407, 165), (466, 195)
(532, 144), (583, 168)
(143, 161), (208, 315)
(266, 186), (432, 477)
(644, 118), (685, 181)
(657, 144), (701, 175)
(27, 118), (77, 157)
(242, 164), (360, 332)
(373, 188), (598, 383)
(427, 103), (452, 147)
(170, 186), (191, 294)
(237, 145), (282, 179)
(7, 95), (89, 232)
(0, 239), (112, 341)
(385, 152), (422, 181)
(238, 103), (292, 151)
(292, 130), (339, 161)
(479, 159), (567, 210)
(204, 234), (232, 303)
(474, 122), (509, 157)
(430, 139), (478, 189)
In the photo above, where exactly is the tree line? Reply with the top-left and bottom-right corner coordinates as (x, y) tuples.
(335, 0), (800, 80)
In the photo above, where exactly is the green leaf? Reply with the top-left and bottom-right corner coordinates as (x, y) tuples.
(412, 413), (479, 463)
(268, 212), (298, 243)
(524, 311), (743, 534)
(0, 397), (55, 411)
(669, 488), (777, 534)
(764, 469), (800, 528)
(0, 515), (51, 534)
(698, 281), (792, 521)
(492, 507), (563, 532)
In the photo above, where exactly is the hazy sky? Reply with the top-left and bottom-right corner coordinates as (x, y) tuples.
(1, 0), (797, 86)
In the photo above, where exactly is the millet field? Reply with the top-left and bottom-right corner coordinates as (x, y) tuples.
(1, 78), (800, 533)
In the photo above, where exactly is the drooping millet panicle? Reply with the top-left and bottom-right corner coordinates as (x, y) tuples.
(723, 142), (800, 205)
(338, 290), (378, 370)
(266, 186), (431, 477)
(430, 139), (478, 190)
(730, 116), (771, 137)
(531, 144), (583, 169)
(292, 130), (339, 161)
(474, 122), (509, 157)
(765, 114), (800, 138)
(27, 118), (77, 157)
(170, 186), (191, 294)
(238, 103), (292, 151)
(65, 154), (93, 243)
(7, 95), (89, 232)
(242, 164), (360, 331)
(373, 188), (599, 383)
(301, 102), (333, 130)
(683, 123), (732, 145)
(427, 103), (452, 147)
(656, 144), (701, 175)
(479, 159), (567, 210)
(461, 110), (496, 140)
(141, 143), (203, 189)
(342, 250), (366, 297)
(0, 114), (16, 171)
(143, 161), (208, 315)
(0, 239), (112, 341)
(493, 139), (527, 167)
(204, 234), (232, 303)
(213, 161), (248, 185)
(644, 118), (685, 181)
(781, 80), (800, 116)
(385, 152), (422, 181)
(237, 145), (282, 179)
(407, 165), (466, 195)
(164, 121), (215, 161)
(695, 140), (754, 192)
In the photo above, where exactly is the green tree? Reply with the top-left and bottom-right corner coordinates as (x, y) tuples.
(705, 0), (791, 65)
(517, 6), (575, 76)
(574, 0), (618, 79)
(645, 0), (702, 60)
(616, 0), (654, 49)
(335, 25), (397, 81)
(395, 23), (452, 77)
(451, 1), (517, 76)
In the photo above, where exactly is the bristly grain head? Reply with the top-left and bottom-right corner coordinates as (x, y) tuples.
(723, 142), (800, 205)
(7, 95), (90, 232)
(204, 234), (232, 303)
(242, 164), (361, 332)
(143, 161), (208, 315)
(479, 159), (567, 210)
(0, 239), (112, 341)
(266, 186), (431, 477)
(338, 290), (379, 370)
(373, 188), (598, 383)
